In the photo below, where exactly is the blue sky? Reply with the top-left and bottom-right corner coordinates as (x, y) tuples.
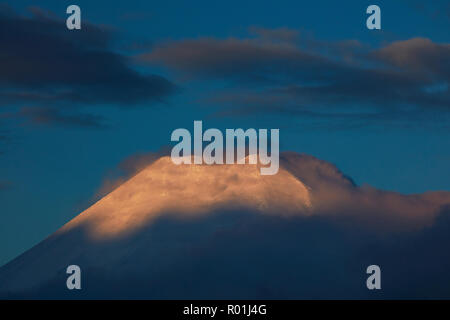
(0, 0), (449, 266)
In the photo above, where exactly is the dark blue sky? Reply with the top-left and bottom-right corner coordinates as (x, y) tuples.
(0, 0), (449, 266)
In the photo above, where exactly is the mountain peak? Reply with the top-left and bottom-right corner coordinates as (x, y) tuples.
(61, 155), (312, 240)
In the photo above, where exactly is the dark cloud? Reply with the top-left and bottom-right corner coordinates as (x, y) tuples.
(141, 29), (449, 127)
(18, 107), (105, 128)
(140, 35), (334, 81)
(0, 6), (175, 109)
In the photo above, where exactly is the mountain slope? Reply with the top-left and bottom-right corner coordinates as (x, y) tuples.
(1, 152), (450, 299)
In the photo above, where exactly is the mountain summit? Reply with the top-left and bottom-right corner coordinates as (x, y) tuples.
(1, 152), (449, 299)
(62, 155), (312, 240)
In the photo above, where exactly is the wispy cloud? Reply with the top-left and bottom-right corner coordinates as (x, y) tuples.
(18, 107), (106, 128)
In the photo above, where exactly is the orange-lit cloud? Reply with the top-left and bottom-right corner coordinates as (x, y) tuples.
(60, 152), (450, 240)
